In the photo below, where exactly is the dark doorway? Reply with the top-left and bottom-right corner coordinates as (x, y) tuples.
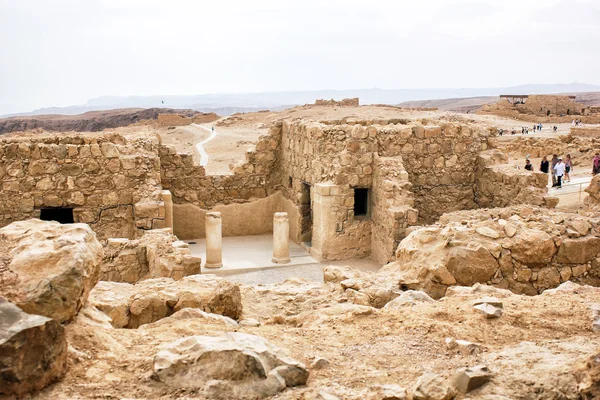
(300, 182), (312, 244)
(40, 208), (74, 224)
(353, 188), (370, 218)
(567, 109), (570, 115)
(547, 110), (551, 116)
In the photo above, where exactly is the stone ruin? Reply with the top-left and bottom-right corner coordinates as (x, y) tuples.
(478, 94), (600, 123)
(3, 109), (600, 399)
(314, 97), (360, 107)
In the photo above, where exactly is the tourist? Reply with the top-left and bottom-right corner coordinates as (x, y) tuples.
(593, 153), (600, 175)
(532, 125), (536, 132)
(525, 159), (533, 171)
(564, 154), (572, 182)
(551, 154), (559, 186)
(540, 155), (549, 173)
(553, 158), (565, 188)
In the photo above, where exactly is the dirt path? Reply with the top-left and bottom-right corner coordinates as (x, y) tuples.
(193, 124), (217, 167)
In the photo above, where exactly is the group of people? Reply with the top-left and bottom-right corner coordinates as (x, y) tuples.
(525, 154), (573, 188)
(573, 119), (583, 126)
(499, 123), (548, 136)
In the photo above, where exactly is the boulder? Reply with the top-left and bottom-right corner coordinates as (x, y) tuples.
(205, 280), (243, 320)
(0, 219), (102, 322)
(153, 332), (308, 399)
(451, 365), (492, 393)
(446, 245), (498, 286)
(369, 384), (407, 400)
(412, 372), (456, 400)
(556, 237), (600, 264)
(0, 298), (68, 397)
(384, 290), (435, 309)
(508, 229), (556, 264)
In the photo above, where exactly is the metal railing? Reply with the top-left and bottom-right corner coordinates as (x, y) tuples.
(548, 181), (589, 202)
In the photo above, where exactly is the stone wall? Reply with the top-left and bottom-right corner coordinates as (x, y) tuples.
(475, 150), (556, 209)
(101, 229), (200, 283)
(478, 95), (600, 123)
(382, 206), (600, 298)
(0, 134), (165, 240)
(314, 98), (359, 107)
(571, 126), (600, 138)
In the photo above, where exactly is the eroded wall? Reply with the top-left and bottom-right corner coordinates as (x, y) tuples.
(0, 134), (166, 240)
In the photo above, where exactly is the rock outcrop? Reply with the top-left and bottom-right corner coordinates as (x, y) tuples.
(153, 332), (308, 399)
(0, 219), (102, 322)
(89, 275), (243, 328)
(0, 298), (68, 397)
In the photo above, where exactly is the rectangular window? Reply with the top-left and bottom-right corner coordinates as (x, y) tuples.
(353, 188), (370, 218)
(40, 208), (74, 224)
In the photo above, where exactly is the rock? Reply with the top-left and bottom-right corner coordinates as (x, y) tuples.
(0, 219), (102, 322)
(451, 365), (492, 393)
(588, 303), (600, 332)
(205, 280), (243, 320)
(153, 332), (308, 399)
(0, 298), (68, 398)
(473, 298), (503, 318)
(446, 245), (499, 286)
(412, 372), (455, 400)
(504, 224), (517, 237)
(370, 384), (407, 400)
(556, 237), (600, 264)
(575, 351), (600, 398)
(445, 338), (481, 355)
(509, 229), (556, 264)
(140, 308), (239, 329)
(89, 275), (244, 328)
(345, 288), (371, 306)
(384, 290), (435, 309)
(476, 226), (500, 239)
(310, 357), (331, 370)
(239, 318), (261, 327)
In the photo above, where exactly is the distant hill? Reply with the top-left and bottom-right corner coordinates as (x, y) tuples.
(399, 91), (600, 113)
(0, 108), (215, 134)
(4, 83), (600, 118)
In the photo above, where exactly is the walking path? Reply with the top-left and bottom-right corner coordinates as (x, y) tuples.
(193, 124), (217, 167)
(548, 175), (592, 195)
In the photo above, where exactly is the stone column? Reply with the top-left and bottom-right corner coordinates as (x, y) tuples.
(272, 212), (291, 264)
(161, 190), (173, 231)
(205, 212), (223, 268)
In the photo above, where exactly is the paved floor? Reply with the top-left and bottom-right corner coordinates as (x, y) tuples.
(186, 234), (319, 276)
(185, 234), (382, 285)
(548, 175), (591, 195)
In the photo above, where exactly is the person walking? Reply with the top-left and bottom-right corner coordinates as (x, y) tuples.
(525, 159), (533, 171)
(551, 154), (559, 186)
(564, 154), (573, 182)
(553, 157), (565, 188)
(540, 155), (549, 174)
(593, 153), (600, 175)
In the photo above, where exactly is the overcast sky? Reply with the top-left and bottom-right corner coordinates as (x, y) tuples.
(0, 0), (599, 114)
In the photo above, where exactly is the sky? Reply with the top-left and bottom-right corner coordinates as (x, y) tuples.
(0, 0), (599, 114)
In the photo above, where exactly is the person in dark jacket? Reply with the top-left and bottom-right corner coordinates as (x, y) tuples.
(525, 159), (533, 171)
(540, 156), (549, 173)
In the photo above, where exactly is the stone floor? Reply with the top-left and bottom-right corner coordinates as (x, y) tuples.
(186, 234), (381, 285)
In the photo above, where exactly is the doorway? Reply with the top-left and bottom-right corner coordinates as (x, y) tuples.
(300, 182), (312, 245)
(40, 208), (74, 224)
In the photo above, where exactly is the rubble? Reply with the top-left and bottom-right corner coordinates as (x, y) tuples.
(451, 365), (492, 393)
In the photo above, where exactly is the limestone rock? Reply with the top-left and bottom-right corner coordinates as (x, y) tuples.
(384, 290), (435, 309)
(509, 229), (556, 264)
(310, 357), (331, 370)
(588, 303), (600, 332)
(473, 298), (503, 318)
(239, 318), (261, 327)
(451, 365), (492, 393)
(205, 280), (243, 320)
(369, 384), (407, 400)
(0, 219), (102, 322)
(575, 351), (600, 399)
(445, 338), (481, 355)
(412, 372), (456, 400)
(153, 332), (308, 399)
(0, 298), (68, 398)
(139, 308), (239, 330)
(556, 237), (600, 264)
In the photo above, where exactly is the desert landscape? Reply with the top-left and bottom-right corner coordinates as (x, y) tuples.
(2, 93), (600, 400)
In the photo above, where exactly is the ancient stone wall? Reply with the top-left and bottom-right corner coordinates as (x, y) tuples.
(475, 150), (556, 209)
(0, 134), (165, 240)
(478, 96), (600, 123)
(371, 156), (418, 264)
(101, 229), (200, 283)
(571, 126), (600, 138)
(314, 98), (359, 107)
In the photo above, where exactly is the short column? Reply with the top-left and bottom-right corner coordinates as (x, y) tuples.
(205, 212), (223, 268)
(161, 190), (174, 231)
(272, 212), (291, 264)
